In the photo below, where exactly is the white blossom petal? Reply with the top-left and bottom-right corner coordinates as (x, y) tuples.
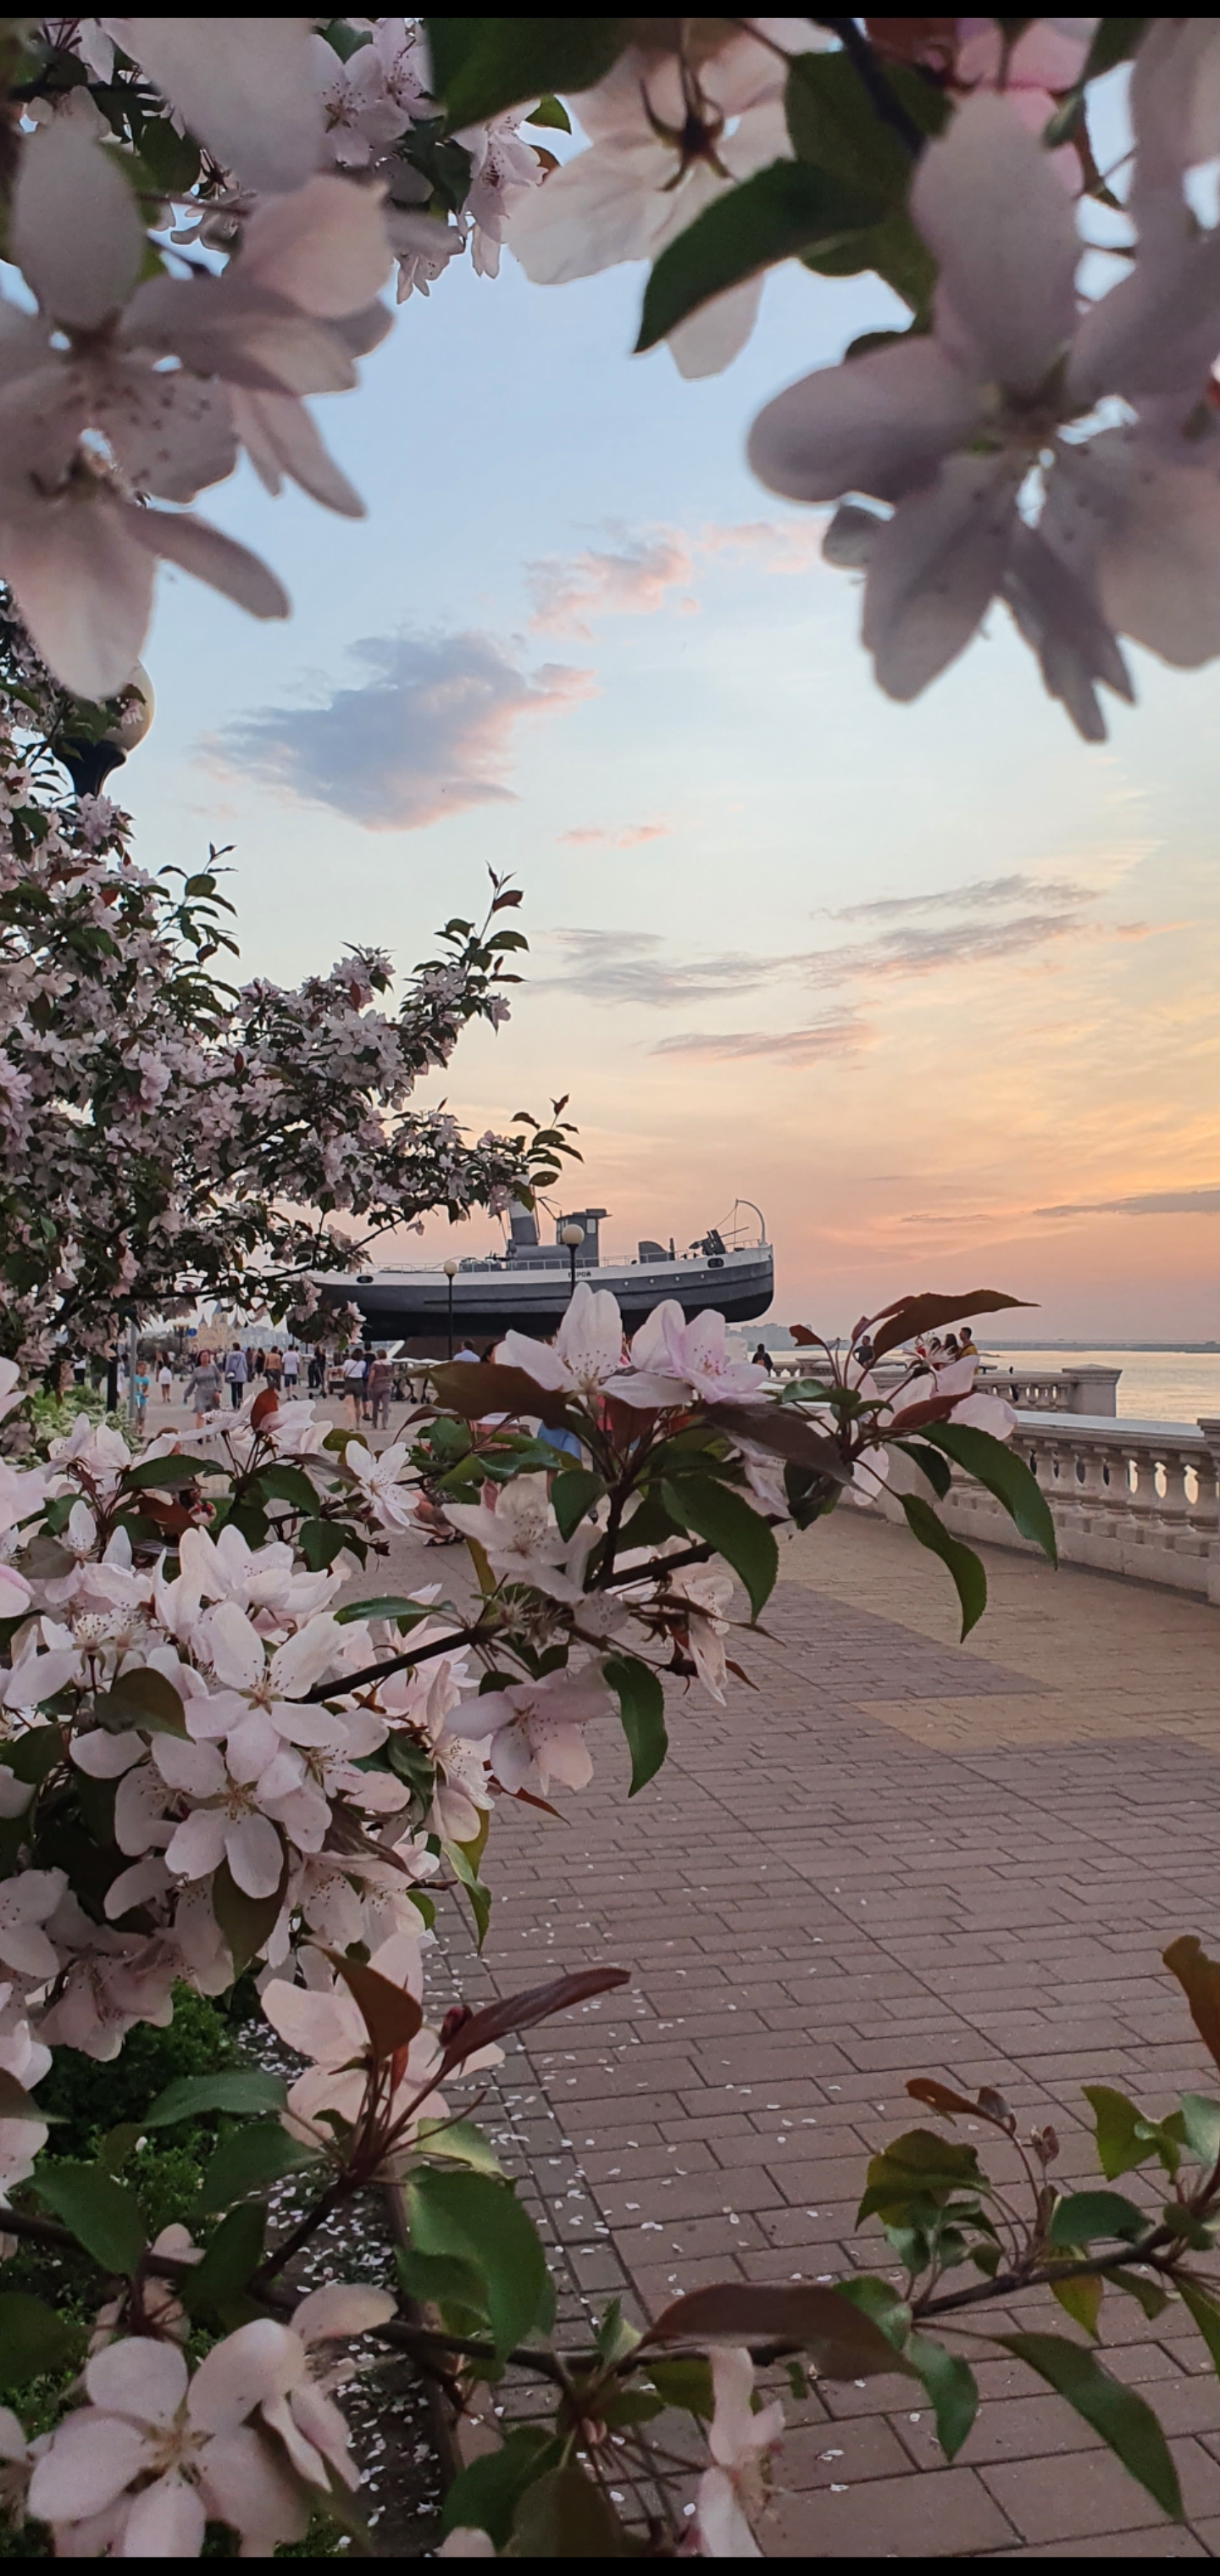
(112, 17), (325, 196)
(862, 453), (1021, 699)
(748, 339), (983, 506)
(118, 501), (291, 624)
(120, 2470), (206, 2557)
(0, 486), (154, 698)
(912, 93), (1079, 391)
(27, 2412), (152, 2523)
(12, 122), (143, 329)
(86, 2335), (188, 2428)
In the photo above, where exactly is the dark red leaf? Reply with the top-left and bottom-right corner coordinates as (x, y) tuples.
(439, 1967), (629, 2070)
(884, 1396), (957, 1434)
(430, 1361), (576, 1431)
(323, 1951), (424, 2060)
(645, 2282), (909, 2378)
(869, 1291), (1033, 1364)
(250, 1385), (279, 1430)
(789, 1324), (820, 1346)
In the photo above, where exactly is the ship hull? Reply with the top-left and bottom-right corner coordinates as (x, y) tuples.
(328, 1247), (774, 1350)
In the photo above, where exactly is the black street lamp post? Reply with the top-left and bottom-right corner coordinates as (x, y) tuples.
(560, 1222), (585, 1298)
(443, 1258), (458, 1359)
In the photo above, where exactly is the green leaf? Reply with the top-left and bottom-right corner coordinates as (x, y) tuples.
(335, 1595), (435, 1628)
(896, 1438), (952, 1501)
(603, 1652), (668, 1796)
(998, 2334), (1182, 2520)
(1179, 2092), (1220, 2169)
(1084, 2085), (1155, 2181)
(661, 1473), (778, 1620)
(97, 1666), (187, 1737)
(440, 2423), (557, 2546)
(595, 2296), (640, 2364)
(1051, 2274), (1104, 2339)
(197, 2118), (319, 2214)
(1107, 2270), (1168, 2322)
(185, 2202), (267, 2318)
(33, 2162), (147, 2275)
(248, 1463), (323, 1513)
(905, 2332), (978, 2459)
(212, 1850), (288, 1975)
(526, 94), (571, 130)
(98, 2121), (142, 2176)
(636, 158), (883, 352)
(0, 2069), (43, 2124)
(414, 2115), (503, 2176)
(144, 2067), (288, 2128)
(549, 1466), (605, 1541)
(897, 1493), (987, 1640)
(446, 1838), (491, 1949)
(644, 2354), (714, 2418)
(404, 2168), (549, 2357)
(785, 47), (947, 180)
(923, 1421), (1057, 1563)
(0, 2291), (80, 2390)
(1049, 2190), (1151, 2247)
(119, 1454), (215, 1489)
(298, 1518), (352, 1572)
(510, 2463), (628, 2557)
(857, 2129), (985, 2224)
(396, 2244), (489, 2315)
(424, 16), (630, 127)
(1, 1725), (61, 1783)
(1178, 2277), (1220, 2378)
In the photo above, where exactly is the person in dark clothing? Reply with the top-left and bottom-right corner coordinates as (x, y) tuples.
(751, 1342), (773, 1374)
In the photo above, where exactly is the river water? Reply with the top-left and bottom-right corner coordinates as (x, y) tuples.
(984, 1346), (1220, 1425)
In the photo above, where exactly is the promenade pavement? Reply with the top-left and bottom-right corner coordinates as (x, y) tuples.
(158, 1388), (1220, 2553)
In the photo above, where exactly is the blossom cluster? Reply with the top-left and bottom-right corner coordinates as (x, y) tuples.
(0, 1273), (1049, 2554)
(0, 18), (548, 693)
(0, 619), (568, 1359)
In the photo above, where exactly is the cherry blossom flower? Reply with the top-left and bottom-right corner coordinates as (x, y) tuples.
(630, 1301), (768, 1403)
(507, 26), (812, 375)
(695, 2345), (784, 2557)
(158, 1727), (320, 1899)
(445, 1473), (596, 1599)
(344, 1436), (416, 1531)
(449, 1668), (613, 1797)
(191, 1599), (349, 1752)
(498, 1280), (679, 1407)
(749, 92), (1220, 727)
(0, 120), (393, 694)
(25, 2307), (371, 2556)
(0, 1868), (65, 1982)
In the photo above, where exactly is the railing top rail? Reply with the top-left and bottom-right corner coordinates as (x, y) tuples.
(1014, 1410), (1205, 1446)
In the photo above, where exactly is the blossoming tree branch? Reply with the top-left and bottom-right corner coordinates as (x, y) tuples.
(2, 18), (1218, 738)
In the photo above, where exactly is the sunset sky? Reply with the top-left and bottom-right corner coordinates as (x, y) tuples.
(120, 203), (1220, 1344)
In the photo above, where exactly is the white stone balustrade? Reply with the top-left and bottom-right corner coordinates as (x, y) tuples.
(855, 1411), (1220, 1605)
(768, 1352), (1121, 1414)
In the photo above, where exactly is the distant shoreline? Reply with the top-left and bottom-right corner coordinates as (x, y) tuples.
(986, 1342), (1220, 1355)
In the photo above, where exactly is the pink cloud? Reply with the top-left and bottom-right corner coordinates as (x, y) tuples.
(559, 820), (671, 850)
(529, 530), (694, 636)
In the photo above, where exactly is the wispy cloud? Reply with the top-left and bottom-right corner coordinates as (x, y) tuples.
(545, 928), (780, 1006)
(559, 821), (671, 850)
(529, 532), (693, 636)
(802, 909), (1101, 987)
(1035, 1187), (1220, 1219)
(830, 874), (1094, 924)
(652, 1011), (869, 1064)
(212, 629), (592, 830)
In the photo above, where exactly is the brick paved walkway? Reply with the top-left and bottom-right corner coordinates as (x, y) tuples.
(370, 1507), (1220, 2559)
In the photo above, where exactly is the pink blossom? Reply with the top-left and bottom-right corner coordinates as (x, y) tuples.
(449, 1668), (612, 1797)
(694, 2346), (784, 2557)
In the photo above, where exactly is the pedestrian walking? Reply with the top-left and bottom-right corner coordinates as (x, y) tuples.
(307, 1348), (325, 1394)
(132, 1360), (150, 1435)
(265, 1347), (284, 1394)
(158, 1357), (174, 1405)
(751, 1341), (773, 1374)
(224, 1342), (247, 1411)
(282, 1346), (299, 1391)
(187, 1350), (221, 1428)
(343, 1346), (366, 1425)
(366, 1350), (393, 1434)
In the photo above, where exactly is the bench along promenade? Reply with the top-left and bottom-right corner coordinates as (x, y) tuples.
(358, 1486), (1220, 2561)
